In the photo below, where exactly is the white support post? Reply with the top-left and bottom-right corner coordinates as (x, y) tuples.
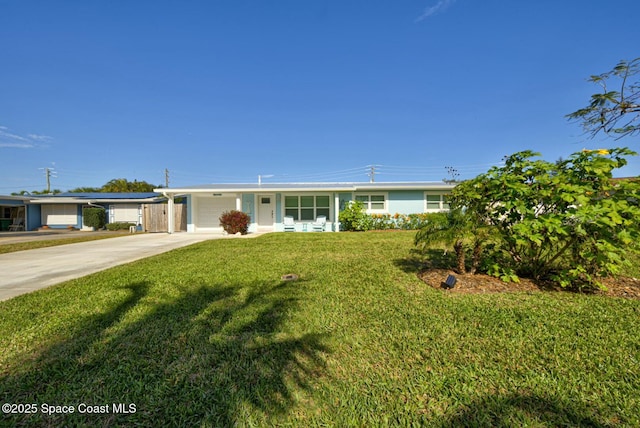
(236, 194), (242, 211)
(334, 193), (340, 232)
(167, 193), (175, 234)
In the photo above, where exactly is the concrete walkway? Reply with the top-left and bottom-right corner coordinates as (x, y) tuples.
(0, 232), (254, 302)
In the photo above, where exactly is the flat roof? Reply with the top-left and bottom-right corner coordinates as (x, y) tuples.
(156, 181), (456, 194)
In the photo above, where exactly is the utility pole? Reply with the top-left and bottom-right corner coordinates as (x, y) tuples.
(39, 167), (57, 193)
(165, 168), (170, 188)
(368, 165), (376, 183)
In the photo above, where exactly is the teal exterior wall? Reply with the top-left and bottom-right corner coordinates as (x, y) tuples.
(27, 205), (41, 231)
(387, 190), (424, 214)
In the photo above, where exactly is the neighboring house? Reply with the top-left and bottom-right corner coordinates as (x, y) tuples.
(0, 193), (166, 231)
(156, 182), (456, 233)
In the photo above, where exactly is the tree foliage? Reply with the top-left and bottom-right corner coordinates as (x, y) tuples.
(448, 148), (640, 289)
(99, 178), (158, 193)
(338, 201), (372, 231)
(567, 57), (640, 139)
(11, 189), (62, 195)
(68, 186), (102, 193)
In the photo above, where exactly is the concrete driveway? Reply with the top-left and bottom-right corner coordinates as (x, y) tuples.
(0, 232), (253, 302)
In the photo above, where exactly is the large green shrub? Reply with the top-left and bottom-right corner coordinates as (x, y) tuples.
(450, 148), (640, 289)
(338, 201), (372, 231)
(219, 210), (250, 235)
(82, 207), (106, 230)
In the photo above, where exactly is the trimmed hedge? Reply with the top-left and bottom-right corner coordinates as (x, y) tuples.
(83, 207), (106, 229)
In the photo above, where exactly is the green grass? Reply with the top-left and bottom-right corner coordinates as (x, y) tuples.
(0, 233), (129, 254)
(1, 232), (638, 426)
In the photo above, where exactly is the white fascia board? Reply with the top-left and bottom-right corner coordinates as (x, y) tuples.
(353, 183), (457, 191)
(156, 185), (356, 193)
(29, 197), (85, 204)
(155, 182), (457, 194)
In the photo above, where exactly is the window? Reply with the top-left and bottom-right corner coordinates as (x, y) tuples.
(355, 194), (387, 213)
(109, 204), (142, 223)
(425, 193), (450, 211)
(284, 195), (331, 221)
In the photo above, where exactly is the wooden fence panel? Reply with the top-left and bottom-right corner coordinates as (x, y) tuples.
(143, 204), (186, 232)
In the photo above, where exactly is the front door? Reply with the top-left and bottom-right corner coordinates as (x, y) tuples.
(257, 194), (275, 229)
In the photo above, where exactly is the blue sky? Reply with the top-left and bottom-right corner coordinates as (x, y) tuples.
(1, 0), (639, 193)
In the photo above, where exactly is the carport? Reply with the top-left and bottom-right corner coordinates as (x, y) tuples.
(0, 196), (28, 232)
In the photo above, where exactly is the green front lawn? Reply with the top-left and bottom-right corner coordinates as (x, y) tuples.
(1, 232), (638, 426)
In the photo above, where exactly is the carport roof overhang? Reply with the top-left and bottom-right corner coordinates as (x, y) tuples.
(28, 197), (165, 204)
(155, 182), (456, 195)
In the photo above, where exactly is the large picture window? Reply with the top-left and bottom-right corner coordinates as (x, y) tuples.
(425, 193), (450, 211)
(284, 195), (330, 221)
(355, 194), (387, 213)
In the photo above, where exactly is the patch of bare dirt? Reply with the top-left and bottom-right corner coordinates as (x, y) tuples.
(418, 269), (640, 299)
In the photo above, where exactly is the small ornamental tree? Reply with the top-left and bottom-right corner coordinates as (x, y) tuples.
(415, 211), (468, 274)
(449, 148), (640, 289)
(219, 210), (250, 235)
(415, 209), (494, 275)
(83, 207), (106, 230)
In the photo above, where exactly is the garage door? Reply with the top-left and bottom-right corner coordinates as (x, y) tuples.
(42, 204), (77, 226)
(195, 196), (236, 231)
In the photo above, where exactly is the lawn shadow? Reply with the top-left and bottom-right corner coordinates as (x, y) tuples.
(438, 392), (610, 427)
(1, 279), (328, 426)
(395, 248), (456, 274)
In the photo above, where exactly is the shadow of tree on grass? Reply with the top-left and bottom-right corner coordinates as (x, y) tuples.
(395, 248), (457, 274)
(1, 279), (328, 427)
(438, 392), (611, 428)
